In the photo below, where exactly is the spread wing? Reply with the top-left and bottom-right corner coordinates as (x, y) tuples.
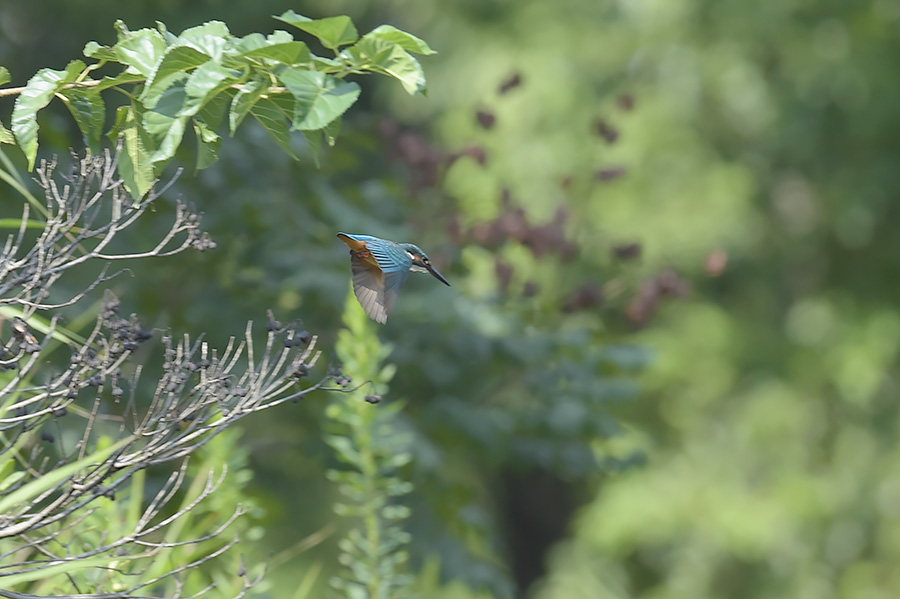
(349, 251), (410, 324)
(339, 233), (413, 324)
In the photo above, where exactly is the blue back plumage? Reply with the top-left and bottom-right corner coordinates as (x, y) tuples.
(342, 234), (412, 274)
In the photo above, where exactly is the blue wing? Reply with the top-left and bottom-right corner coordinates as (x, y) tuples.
(340, 234), (412, 323)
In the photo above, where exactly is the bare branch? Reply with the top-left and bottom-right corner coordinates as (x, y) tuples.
(0, 149), (339, 598)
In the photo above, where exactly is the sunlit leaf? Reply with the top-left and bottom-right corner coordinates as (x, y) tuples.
(279, 68), (361, 131)
(181, 61), (236, 117)
(83, 41), (117, 61)
(112, 26), (167, 77)
(11, 60), (85, 170)
(274, 10), (358, 50)
(142, 45), (210, 107)
(267, 30), (295, 44)
(0, 66), (10, 87)
(177, 20), (230, 60)
(239, 41), (311, 65)
(365, 25), (436, 55)
(344, 36), (427, 95)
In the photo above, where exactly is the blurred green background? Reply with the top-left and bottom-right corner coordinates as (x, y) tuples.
(2, 0), (899, 597)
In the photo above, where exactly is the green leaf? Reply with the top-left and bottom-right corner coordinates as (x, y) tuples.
(193, 119), (221, 170)
(274, 10), (358, 50)
(0, 122), (13, 145)
(0, 66), (10, 87)
(113, 104), (154, 200)
(142, 45), (210, 106)
(0, 436), (130, 514)
(0, 556), (115, 590)
(324, 115), (341, 146)
(239, 41), (311, 65)
(142, 84), (190, 165)
(268, 92), (295, 115)
(113, 26), (167, 77)
(181, 61), (236, 116)
(198, 89), (231, 130)
(267, 30), (295, 44)
(0, 217), (45, 229)
(59, 87), (105, 151)
(311, 55), (343, 73)
(366, 25), (436, 55)
(279, 68), (361, 131)
(345, 36), (427, 95)
(83, 41), (117, 61)
(250, 98), (297, 159)
(234, 32), (267, 53)
(301, 130), (322, 166)
(229, 79), (266, 135)
(93, 71), (145, 93)
(11, 60), (85, 170)
(177, 20), (230, 60)
(0, 470), (24, 493)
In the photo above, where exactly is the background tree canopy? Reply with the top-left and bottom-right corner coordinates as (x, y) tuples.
(1, 0), (898, 598)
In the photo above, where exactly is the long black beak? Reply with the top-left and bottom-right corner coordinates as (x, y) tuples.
(427, 264), (450, 286)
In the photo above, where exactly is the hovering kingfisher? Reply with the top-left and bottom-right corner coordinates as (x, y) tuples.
(337, 232), (450, 324)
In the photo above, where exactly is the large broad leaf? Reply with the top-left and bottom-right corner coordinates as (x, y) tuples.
(345, 36), (428, 95)
(275, 10), (358, 50)
(111, 104), (154, 199)
(279, 68), (361, 131)
(142, 45), (210, 107)
(229, 79), (266, 134)
(112, 25), (167, 77)
(11, 60), (85, 170)
(177, 20), (230, 61)
(250, 98), (297, 159)
(59, 87), (105, 152)
(0, 66), (10, 87)
(143, 84), (190, 165)
(365, 25), (436, 55)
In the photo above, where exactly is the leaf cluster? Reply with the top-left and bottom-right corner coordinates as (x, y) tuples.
(0, 12), (434, 199)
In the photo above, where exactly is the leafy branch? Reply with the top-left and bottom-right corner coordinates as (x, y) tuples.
(0, 11), (435, 199)
(326, 288), (413, 599)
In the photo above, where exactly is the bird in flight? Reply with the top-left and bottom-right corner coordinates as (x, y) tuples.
(337, 232), (450, 323)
